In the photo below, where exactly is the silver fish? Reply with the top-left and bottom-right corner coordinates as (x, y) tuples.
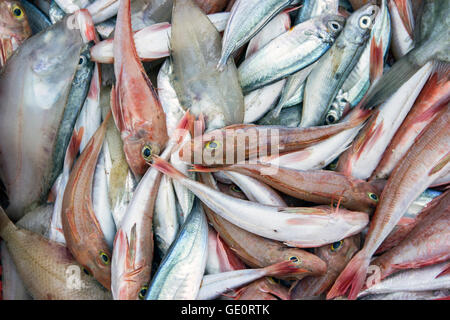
(300, 3), (379, 127)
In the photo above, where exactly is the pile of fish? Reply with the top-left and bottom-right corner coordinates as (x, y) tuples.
(0, 0), (448, 300)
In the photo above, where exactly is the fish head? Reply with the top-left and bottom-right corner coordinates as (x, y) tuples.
(81, 244), (112, 290)
(179, 129), (225, 165)
(344, 180), (382, 212)
(0, 0), (32, 66)
(122, 130), (162, 178)
(314, 234), (360, 274)
(111, 229), (152, 300)
(319, 14), (346, 43)
(344, 3), (379, 44)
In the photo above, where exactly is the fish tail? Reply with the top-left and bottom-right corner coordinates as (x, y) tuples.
(151, 156), (187, 180)
(326, 250), (370, 300)
(263, 260), (304, 278)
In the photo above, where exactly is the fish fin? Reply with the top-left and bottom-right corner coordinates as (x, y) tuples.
(369, 37), (384, 86)
(429, 152), (450, 176)
(151, 156), (187, 180)
(392, 255), (450, 271)
(278, 207), (328, 215)
(216, 234), (245, 271)
(194, 113), (206, 137)
(432, 61), (450, 84)
(172, 110), (195, 149)
(64, 127), (85, 170)
(110, 85), (124, 133)
(327, 250), (370, 300)
(436, 262), (450, 278)
(393, 0), (414, 38)
(283, 5), (302, 14)
(188, 165), (220, 173)
(263, 260), (304, 277)
(362, 54), (422, 110)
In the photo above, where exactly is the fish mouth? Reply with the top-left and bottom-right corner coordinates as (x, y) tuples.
(0, 36), (18, 67)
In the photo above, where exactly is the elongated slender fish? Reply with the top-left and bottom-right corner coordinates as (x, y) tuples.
(0, 10), (95, 221)
(336, 61), (433, 180)
(111, 0), (168, 178)
(145, 199), (208, 300)
(198, 172), (327, 279)
(217, 0), (299, 70)
(300, 3), (378, 127)
(371, 64), (450, 180)
(61, 114), (112, 290)
(171, 0), (244, 131)
(238, 14), (345, 93)
(111, 112), (191, 300)
(152, 157), (369, 247)
(290, 235), (360, 299)
(193, 163), (381, 212)
(328, 105), (450, 300)
(197, 260), (298, 300)
(372, 191), (450, 280)
(0, 0), (32, 67)
(0, 206), (111, 299)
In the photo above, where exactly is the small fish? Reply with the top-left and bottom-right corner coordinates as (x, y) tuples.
(146, 199), (209, 300)
(234, 277), (291, 300)
(0, 0), (32, 67)
(111, 0), (168, 178)
(151, 157), (369, 248)
(300, 3), (379, 127)
(217, 0), (300, 70)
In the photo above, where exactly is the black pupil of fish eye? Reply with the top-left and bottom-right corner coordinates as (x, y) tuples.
(140, 288), (147, 297)
(332, 241), (342, 250)
(143, 147), (151, 157)
(14, 8), (22, 16)
(83, 268), (90, 275)
(370, 193), (378, 200)
(362, 18), (369, 25)
(209, 142), (217, 148)
(290, 256), (298, 263)
(331, 23), (338, 30)
(79, 57), (84, 65)
(327, 115), (336, 123)
(101, 254), (108, 262)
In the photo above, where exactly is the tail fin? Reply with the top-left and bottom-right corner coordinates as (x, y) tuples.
(216, 233), (246, 272)
(326, 250), (370, 300)
(151, 156), (188, 180)
(263, 260), (305, 278)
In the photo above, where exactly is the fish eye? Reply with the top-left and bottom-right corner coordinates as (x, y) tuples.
(230, 185), (242, 193)
(289, 256), (300, 264)
(142, 145), (153, 161)
(367, 192), (379, 202)
(99, 251), (110, 265)
(138, 286), (148, 300)
(78, 56), (86, 66)
(330, 240), (344, 252)
(267, 277), (280, 285)
(359, 16), (372, 29)
(204, 140), (221, 150)
(326, 113), (337, 124)
(11, 5), (24, 19)
(329, 21), (341, 31)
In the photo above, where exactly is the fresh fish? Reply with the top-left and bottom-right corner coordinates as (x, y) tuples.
(90, 12), (230, 64)
(180, 107), (369, 166)
(145, 199), (208, 300)
(336, 61), (433, 180)
(111, 0), (168, 179)
(170, 0), (244, 131)
(238, 14), (345, 93)
(362, 0), (450, 110)
(257, 105), (301, 127)
(199, 172), (327, 279)
(111, 112), (191, 300)
(193, 163), (381, 212)
(205, 225), (245, 275)
(0, 10), (95, 221)
(290, 235), (360, 299)
(357, 262), (450, 298)
(371, 64), (450, 180)
(61, 114), (112, 290)
(234, 277), (290, 300)
(300, 3), (379, 127)
(140, 0), (173, 26)
(20, 0), (51, 34)
(327, 0), (390, 120)
(0, 206), (111, 299)
(151, 157), (369, 248)
(0, 0), (32, 67)
(217, 182), (248, 200)
(372, 191), (450, 280)
(327, 105), (450, 300)
(243, 12), (290, 124)
(274, 0), (339, 116)
(197, 260), (298, 300)
(217, 0), (300, 70)
(389, 0), (414, 60)
(154, 174), (179, 256)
